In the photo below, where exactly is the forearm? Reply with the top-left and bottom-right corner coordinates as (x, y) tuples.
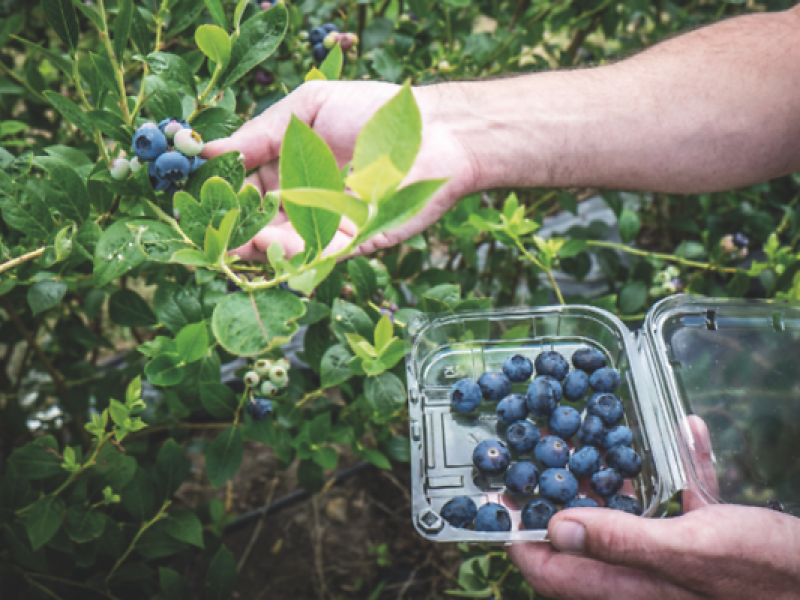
(424, 7), (800, 194)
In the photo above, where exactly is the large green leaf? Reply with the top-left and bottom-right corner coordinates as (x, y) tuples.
(145, 354), (185, 386)
(36, 157), (90, 222)
(160, 568), (190, 600)
(175, 322), (209, 363)
(358, 179), (445, 243)
(364, 372), (405, 416)
(153, 281), (204, 334)
(206, 545), (237, 600)
(162, 510), (204, 547)
(211, 289), (306, 356)
(28, 281), (67, 315)
(199, 383), (237, 418)
(204, 0), (229, 30)
(114, 0), (134, 61)
(65, 505), (105, 543)
(279, 189), (370, 231)
(145, 52), (197, 96)
(319, 43), (342, 80)
(352, 84), (421, 176)
(146, 88), (183, 123)
(190, 107), (244, 142)
(154, 439), (191, 500)
(42, 0), (80, 54)
(320, 344), (355, 388)
(26, 496), (66, 551)
(183, 151), (245, 199)
(280, 115), (344, 256)
(2, 190), (56, 239)
(219, 3), (288, 88)
(108, 289), (158, 327)
(205, 426), (243, 488)
(230, 184), (276, 249)
(195, 25), (231, 69)
(7, 436), (62, 479)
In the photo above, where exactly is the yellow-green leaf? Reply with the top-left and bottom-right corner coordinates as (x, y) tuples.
(305, 67), (327, 82)
(345, 155), (404, 205)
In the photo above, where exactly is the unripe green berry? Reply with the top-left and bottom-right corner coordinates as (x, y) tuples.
(654, 270), (670, 284)
(665, 265), (680, 278)
(269, 364), (288, 386)
(649, 285), (665, 297)
(109, 158), (130, 180)
(662, 281), (677, 295)
(260, 380), (278, 396)
(244, 371), (260, 387)
(174, 128), (205, 157)
(129, 156), (144, 174)
(254, 358), (273, 378)
(323, 31), (338, 49)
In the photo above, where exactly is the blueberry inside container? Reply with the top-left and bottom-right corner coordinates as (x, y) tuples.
(404, 295), (800, 543)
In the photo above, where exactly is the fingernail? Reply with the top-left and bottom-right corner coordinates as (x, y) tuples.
(549, 520), (586, 554)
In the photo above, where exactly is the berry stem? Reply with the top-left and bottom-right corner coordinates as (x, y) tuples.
(189, 63), (225, 122)
(71, 59), (111, 163)
(132, 0), (169, 119)
(105, 500), (171, 583)
(584, 239), (740, 273)
(97, 0), (133, 127)
(510, 235), (566, 305)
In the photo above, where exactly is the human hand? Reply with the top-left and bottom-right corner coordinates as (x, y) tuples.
(203, 80), (480, 261)
(507, 416), (800, 599)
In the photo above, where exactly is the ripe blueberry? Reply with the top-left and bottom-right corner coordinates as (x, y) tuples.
(312, 43), (328, 61)
(502, 354), (533, 383)
(602, 425), (633, 450)
(504, 461), (539, 495)
(605, 446), (642, 478)
(472, 439), (511, 476)
(244, 371), (260, 387)
(568, 446), (602, 479)
(148, 161), (171, 191)
(534, 436), (570, 469)
(539, 468), (579, 504)
(606, 494), (643, 515)
(578, 415), (606, 447)
(534, 350), (569, 381)
(174, 128), (205, 157)
(440, 496), (477, 528)
(571, 347), (607, 373)
(478, 371), (512, 402)
(496, 394), (529, 425)
(586, 393), (625, 427)
(321, 22), (339, 33)
(505, 420), (540, 454)
(589, 367), (621, 393)
(521, 498), (557, 530)
(564, 497), (600, 509)
(474, 503), (511, 532)
(246, 397), (273, 420)
(590, 468), (624, 498)
(562, 370), (589, 401)
(537, 375), (563, 402)
(548, 406), (582, 439)
(309, 26), (326, 45)
(525, 378), (557, 418)
(190, 157), (206, 173)
(109, 158), (130, 180)
(732, 232), (749, 249)
(133, 126), (168, 161)
(155, 151), (191, 182)
(449, 378), (482, 414)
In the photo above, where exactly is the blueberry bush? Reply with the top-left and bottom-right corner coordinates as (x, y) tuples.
(1, 0), (799, 598)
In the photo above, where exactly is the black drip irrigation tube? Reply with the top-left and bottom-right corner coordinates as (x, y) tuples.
(223, 461), (376, 536)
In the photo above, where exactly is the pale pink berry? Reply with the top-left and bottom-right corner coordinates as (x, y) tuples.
(339, 33), (353, 51)
(173, 129), (205, 157)
(109, 158), (130, 180)
(163, 120), (185, 140)
(261, 1), (271, 9)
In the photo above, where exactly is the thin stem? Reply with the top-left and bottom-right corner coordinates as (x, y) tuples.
(511, 236), (566, 305)
(105, 500), (171, 583)
(72, 59), (110, 163)
(144, 199), (194, 244)
(233, 388), (249, 425)
(188, 64), (225, 122)
(584, 240), (739, 273)
(25, 572), (120, 600)
(97, 0), (133, 126)
(0, 247), (46, 275)
(132, 0), (168, 119)
(0, 61), (48, 104)
(296, 388), (327, 408)
(24, 576), (63, 600)
(123, 421), (231, 442)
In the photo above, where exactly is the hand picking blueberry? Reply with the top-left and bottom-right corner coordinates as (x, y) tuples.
(539, 468), (579, 504)
(606, 494), (643, 515)
(450, 378), (482, 414)
(534, 350), (569, 381)
(548, 406), (582, 439)
(525, 378), (558, 417)
(246, 397), (273, 420)
(605, 445), (642, 478)
(564, 497), (600, 508)
(478, 371), (512, 402)
(474, 502), (512, 532)
(440, 496), (477, 528)
(571, 347), (607, 373)
(505, 461), (540, 495)
(472, 439), (511, 476)
(586, 393), (625, 427)
(521, 498), (557, 529)
(590, 468), (624, 498)
(496, 393), (529, 424)
(568, 446), (602, 479)
(589, 367), (621, 393)
(534, 436), (570, 468)
(562, 369), (589, 401)
(602, 425), (634, 450)
(505, 420), (540, 453)
(502, 354), (534, 382)
(578, 414), (606, 447)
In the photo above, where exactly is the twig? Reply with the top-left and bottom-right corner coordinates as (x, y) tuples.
(0, 62), (49, 104)
(123, 421), (230, 443)
(105, 500), (171, 582)
(564, 15), (602, 65)
(0, 247), (46, 275)
(26, 572), (120, 600)
(237, 475), (281, 573)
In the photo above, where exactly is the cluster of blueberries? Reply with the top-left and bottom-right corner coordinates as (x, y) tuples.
(720, 232), (750, 259)
(109, 118), (206, 193)
(442, 348), (643, 533)
(243, 357), (291, 420)
(306, 22), (358, 62)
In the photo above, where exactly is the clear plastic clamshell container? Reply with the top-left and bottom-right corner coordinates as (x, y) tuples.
(404, 295), (800, 543)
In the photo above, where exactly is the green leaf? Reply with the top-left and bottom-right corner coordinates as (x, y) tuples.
(364, 372), (405, 416)
(312, 446), (338, 470)
(65, 505), (105, 543)
(345, 155), (404, 204)
(10, 37), (73, 79)
(36, 157), (90, 222)
(145, 354), (185, 387)
(558, 239), (587, 259)
(219, 3), (288, 89)
(206, 426), (243, 488)
(175, 322), (209, 363)
(42, 0), (80, 54)
(206, 545), (238, 600)
(114, 0), (134, 61)
(175, 178), (238, 247)
(320, 344), (355, 388)
(358, 179), (446, 242)
(26, 496), (66, 551)
(233, 0), (249, 30)
(204, 0), (229, 30)
(121, 468), (154, 521)
(199, 383), (238, 418)
(8, 436), (62, 479)
(190, 107), (244, 142)
(135, 521), (188, 559)
(86, 110), (133, 146)
(183, 151), (245, 199)
(352, 83), (420, 176)
(371, 46), (402, 82)
(153, 281), (203, 334)
(279, 189), (370, 232)
(382, 435), (410, 462)
(347, 256), (378, 302)
(146, 88), (183, 123)
(108, 289), (158, 327)
(145, 52), (197, 96)
(297, 459), (324, 493)
(419, 284), (460, 312)
(162, 510), (204, 547)
(619, 281), (647, 314)
(618, 209), (640, 244)
(3, 190), (56, 239)
(155, 439), (191, 500)
(331, 299), (374, 345)
(28, 281), (67, 315)
(196, 25), (231, 69)
(230, 184), (276, 249)
(130, 7), (153, 55)
(378, 338), (405, 370)
(280, 115), (345, 256)
(319, 43), (343, 80)
(166, 0), (205, 38)
(211, 289), (306, 356)
(160, 568), (190, 600)
(360, 448), (391, 470)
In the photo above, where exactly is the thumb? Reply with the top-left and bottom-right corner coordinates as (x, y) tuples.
(547, 507), (678, 573)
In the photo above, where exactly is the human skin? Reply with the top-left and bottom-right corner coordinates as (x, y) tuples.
(206, 6), (800, 261)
